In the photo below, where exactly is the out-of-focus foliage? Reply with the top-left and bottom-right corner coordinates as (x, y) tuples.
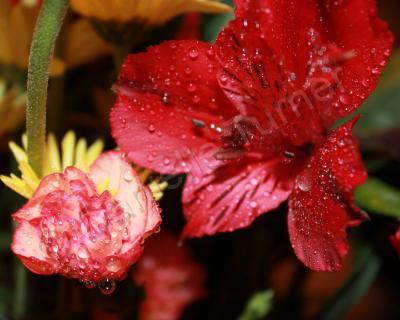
(239, 290), (274, 320)
(202, 0), (233, 42)
(356, 178), (400, 218)
(356, 51), (400, 134)
(318, 246), (381, 320)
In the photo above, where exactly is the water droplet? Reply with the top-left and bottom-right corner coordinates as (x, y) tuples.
(189, 47), (199, 60)
(362, 78), (370, 87)
(77, 246), (89, 259)
(187, 83), (197, 93)
(162, 93), (170, 105)
(123, 170), (134, 182)
(339, 93), (352, 104)
(148, 124), (155, 133)
(163, 157), (171, 166)
(185, 66), (192, 75)
(84, 280), (96, 289)
(192, 95), (200, 104)
(219, 73), (229, 85)
(288, 73), (297, 82)
(249, 201), (258, 208)
(106, 257), (122, 273)
(371, 67), (380, 75)
(297, 175), (312, 192)
(98, 279), (116, 295)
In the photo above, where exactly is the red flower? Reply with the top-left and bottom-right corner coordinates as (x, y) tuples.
(111, 0), (393, 271)
(133, 232), (206, 320)
(390, 228), (400, 256)
(12, 151), (161, 285)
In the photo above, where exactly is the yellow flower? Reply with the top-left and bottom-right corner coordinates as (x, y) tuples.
(70, 0), (231, 25)
(1, 132), (167, 201)
(0, 0), (112, 76)
(0, 79), (26, 137)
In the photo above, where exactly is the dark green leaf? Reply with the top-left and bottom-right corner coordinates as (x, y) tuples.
(355, 51), (400, 134)
(202, 0), (234, 43)
(318, 246), (380, 320)
(0, 231), (11, 253)
(355, 178), (400, 218)
(239, 290), (274, 320)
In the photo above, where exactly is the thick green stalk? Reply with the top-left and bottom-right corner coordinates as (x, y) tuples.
(16, 1), (69, 318)
(26, 0), (69, 176)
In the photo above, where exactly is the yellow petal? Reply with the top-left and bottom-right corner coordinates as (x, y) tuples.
(96, 178), (110, 194)
(19, 161), (40, 190)
(0, 175), (32, 199)
(43, 133), (62, 175)
(9, 141), (28, 163)
(62, 131), (76, 170)
(148, 181), (168, 201)
(75, 138), (87, 171)
(70, 0), (231, 24)
(22, 133), (28, 151)
(64, 19), (113, 69)
(85, 139), (104, 168)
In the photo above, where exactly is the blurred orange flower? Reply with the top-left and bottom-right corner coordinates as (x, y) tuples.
(70, 0), (231, 25)
(0, 0), (112, 77)
(0, 79), (26, 138)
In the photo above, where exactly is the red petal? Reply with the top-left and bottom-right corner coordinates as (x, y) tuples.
(288, 118), (367, 271)
(215, 0), (393, 145)
(111, 40), (236, 174)
(12, 221), (56, 275)
(182, 150), (298, 237)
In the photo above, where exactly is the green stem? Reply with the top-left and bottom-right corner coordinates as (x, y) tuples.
(14, 259), (28, 319)
(12, 222), (27, 319)
(26, 0), (69, 176)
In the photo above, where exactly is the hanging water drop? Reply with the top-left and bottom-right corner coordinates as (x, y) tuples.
(98, 279), (116, 295)
(84, 280), (96, 289)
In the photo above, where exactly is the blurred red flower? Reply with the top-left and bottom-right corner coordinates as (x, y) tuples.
(390, 228), (400, 255)
(176, 13), (202, 40)
(133, 232), (206, 320)
(111, 0), (393, 271)
(11, 151), (161, 286)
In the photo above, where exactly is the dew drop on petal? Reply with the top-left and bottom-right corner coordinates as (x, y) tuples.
(189, 47), (199, 60)
(339, 93), (352, 104)
(106, 257), (122, 273)
(187, 83), (197, 93)
(249, 201), (258, 209)
(123, 170), (134, 182)
(148, 124), (155, 133)
(163, 157), (171, 166)
(77, 246), (89, 259)
(297, 175), (312, 192)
